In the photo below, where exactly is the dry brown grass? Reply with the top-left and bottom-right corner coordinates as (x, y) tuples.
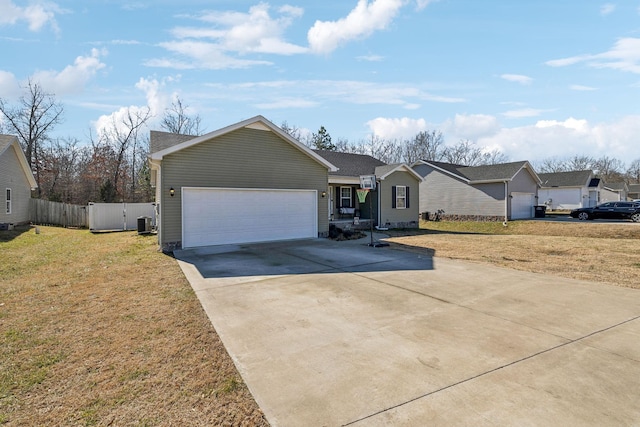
(0, 226), (268, 426)
(385, 220), (640, 289)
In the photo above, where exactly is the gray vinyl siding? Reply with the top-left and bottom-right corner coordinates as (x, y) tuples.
(160, 127), (328, 246)
(378, 171), (419, 225)
(506, 169), (539, 218)
(417, 165), (504, 217)
(0, 145), (32, 224)
(508, 168), (538, 194)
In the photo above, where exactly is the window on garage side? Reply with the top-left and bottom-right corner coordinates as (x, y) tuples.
(392, 186), (409, 209)
(340, 186), (352, 208)
(6, 188), (11, 214)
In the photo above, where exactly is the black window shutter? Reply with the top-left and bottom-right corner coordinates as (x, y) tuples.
(406, 187), (410, 208)
(392, 186), (396, 209)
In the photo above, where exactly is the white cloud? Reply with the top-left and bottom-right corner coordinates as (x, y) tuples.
(570, 84), (597, 91)
(502, 108), (550, 118)
(204, 79), (464, 109)
(151, 3), (306, 69)
(0, 0), (64, 33)
(0, 70), (20, 98)
(442, 114), (500, 140)
(474, 116), (640, 163)
(31, 48), (106, 95)
(254, 98), (319, 109)
(365, 113), (640, 164)
(546, 37), (640, 74)
(134, 78), (169, 118)
(500, 74), (533, 85)
(366, 117), (428, 139)
(357, 54), (384, 62)
(308, 0), (405, 54)
(600, 3), (616, 16)
(150, 40), (272, 69)
(416, 0), (438, 10)
(94, 77), (176, 138)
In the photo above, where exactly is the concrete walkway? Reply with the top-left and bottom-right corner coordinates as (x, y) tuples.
(175, 234), (640, 426)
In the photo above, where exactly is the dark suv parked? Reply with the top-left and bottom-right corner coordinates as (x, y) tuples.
(570, 201), (640, 222)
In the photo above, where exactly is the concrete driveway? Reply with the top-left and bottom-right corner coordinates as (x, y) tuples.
(175, 235), (640, 426)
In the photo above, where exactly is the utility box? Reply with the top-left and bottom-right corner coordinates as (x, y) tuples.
(137, 216), (152, 234)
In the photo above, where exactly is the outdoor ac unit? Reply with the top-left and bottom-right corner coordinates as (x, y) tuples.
(137, 216), (152, 234)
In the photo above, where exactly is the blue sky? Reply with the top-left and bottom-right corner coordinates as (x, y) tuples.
(1, 0), (640, 164)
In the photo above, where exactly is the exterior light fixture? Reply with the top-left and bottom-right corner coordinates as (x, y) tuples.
(321, 191), (326, 198)
(170, 187), (175, 197)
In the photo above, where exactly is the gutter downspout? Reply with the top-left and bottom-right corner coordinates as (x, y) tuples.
(504, 180), (509, 226)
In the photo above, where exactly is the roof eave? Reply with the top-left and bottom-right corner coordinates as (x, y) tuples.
(149, 115), (338, 172)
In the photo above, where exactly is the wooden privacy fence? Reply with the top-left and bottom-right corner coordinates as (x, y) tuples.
(29, 199), (89, 228)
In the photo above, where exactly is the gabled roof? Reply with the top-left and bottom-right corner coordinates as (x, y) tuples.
(0, 134), (37, 188)
(415, 159), (541, 185)
(150, 130), (194, 154)
(628, 183), (640, 193)
(149, 115), (337, 171)
(375, 163), (423, 181)
(604, 181), (628, 192)
(313, 150), (385, 177)
(538, 170), (593, 188)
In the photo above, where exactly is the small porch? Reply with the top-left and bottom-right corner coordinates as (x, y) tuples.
(327, 184), (378, 228)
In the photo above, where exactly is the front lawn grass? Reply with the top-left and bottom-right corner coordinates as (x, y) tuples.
(385, 220), (640, 289)
(0, 226), (268, 426)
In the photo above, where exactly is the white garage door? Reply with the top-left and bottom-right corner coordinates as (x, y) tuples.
(511, 192), (535, 219)
(182, 187), (317, 248)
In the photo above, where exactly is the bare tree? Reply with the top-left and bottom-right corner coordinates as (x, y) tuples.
(481, 149), (509, 165)
(280, 121), (303, 141)
(593, 155), (625, 182)
(442, 139), (486, 166)
(403, 130), (445, 163)
(535, 157), (568, 173)
(566, 155), (595, 171)
(97, 107), (152, 201)
(626, 158), (640, 183)
(0, 79), (64, 196)
(161, 98), (203, 136)
(39, 137), (82, 202)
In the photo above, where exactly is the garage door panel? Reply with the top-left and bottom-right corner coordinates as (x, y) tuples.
(182, 188), (317, 248)
(511, 193), (535, 219)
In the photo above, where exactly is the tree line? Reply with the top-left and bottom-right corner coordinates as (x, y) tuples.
(1, 82), (638, 206)
(285, 122), (640, 186)
(0, 81), (201, 205)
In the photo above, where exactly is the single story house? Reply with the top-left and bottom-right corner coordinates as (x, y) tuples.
(313, 150), (420, 229)
(313, 150), (385, 223)
(0, 134), (37, 227)
(148, 116), (337, 251)
(374, 163), (421, 228)
(412, 160), (541, 221)
(537, 170), (596, 210)
(589, 178), (622, 204)
(604, 181), (629, 201)
(628, 184), (640, 200)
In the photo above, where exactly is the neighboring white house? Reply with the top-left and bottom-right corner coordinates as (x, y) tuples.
(0, 134), (37, 226)
(538, 170), (601, 210)
(538, 170), (624, 210)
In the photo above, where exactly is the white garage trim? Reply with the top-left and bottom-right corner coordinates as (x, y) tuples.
(511, 192), (535, 219)
(182, 187), (317, 248)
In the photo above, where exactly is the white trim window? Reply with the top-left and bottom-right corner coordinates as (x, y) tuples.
(6, 188), (11, 214)
(394, 186), (407, 209)
(340, 186), (352, 208)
